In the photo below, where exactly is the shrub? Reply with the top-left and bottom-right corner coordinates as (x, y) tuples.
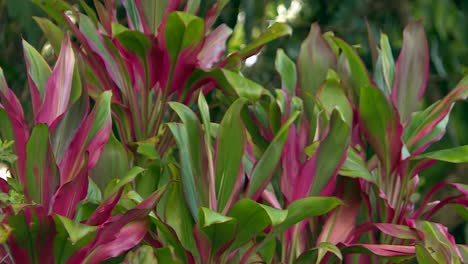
(0, 1), (466, 263)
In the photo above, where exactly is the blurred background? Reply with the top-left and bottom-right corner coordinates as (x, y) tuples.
(1, 0), (467, 241)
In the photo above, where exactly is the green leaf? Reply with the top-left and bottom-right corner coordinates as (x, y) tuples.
(33, 17), (65, 54)
(416, 145), (468, 163)
(165, 171), (197, 255)
(316, 242), (343, 264)
(276, 196), (342, 233)
(165, 12), (204, 63)
(115, 30), (152, 60)
(32, 0), (75, 26)
(124, 0), (143, 31)
(155, 247), (184, 264)
(54, 215), (96, 244)
(316, 72), (353, 126)
(374, 33), (395, 96)
(22, 39), (52, 101)
(310, 110), (350, 196)
(124, 245), (157, 264)
(215, 98), (247, 212)
(91, 133), (129, 191)
(187, 69), (265, 101)
(275, 49), (297, 95)
(452, 204), (468, 221)
(85, 91), (112, 146)
(186, 0), (201, 14)
(103, 166), (145, 198)
(415, 221), (462, 264)
(140, 0), (169, 34)
(137, 143), (160, 160)
(26, 124), (59, 206)
(198, 207), (237, 258)
(167, 123), (202, 220)
(246, 111), (299, 199)
(228, 199), (287, 249)
(340, 148), (375, 183)
(334, 37), (371, 100)
(169, 102), (208, 217)
(359, 85), (401, 173)
(416, 245), (438, 264)
(238, 22), (291, 58)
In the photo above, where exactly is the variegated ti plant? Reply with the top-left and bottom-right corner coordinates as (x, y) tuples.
(0, 34), (168, 263)
(286, 22), (468, 263)
(34, 0), (291, 196)
(0, 0), (467, 263)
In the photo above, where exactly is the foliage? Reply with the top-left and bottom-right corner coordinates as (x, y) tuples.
(0, 0), (466, 263)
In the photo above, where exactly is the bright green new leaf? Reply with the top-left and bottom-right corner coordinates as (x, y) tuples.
(54, 215), (97, 244)
(275, 49), (297, 95)
(416, 145), (468, 163)
(276, 196), (342, 233)
(339, 148), (375, 183)
(198, 207), (237, 258)
(228, 199), (287, 249)
(238, 22), (291, 58)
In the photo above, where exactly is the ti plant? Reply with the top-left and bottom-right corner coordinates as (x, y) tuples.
(0, 0), (466, 264)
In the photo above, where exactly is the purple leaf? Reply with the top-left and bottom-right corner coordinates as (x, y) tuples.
(391, 21), (429, 122)
(36, 36), (75, 127)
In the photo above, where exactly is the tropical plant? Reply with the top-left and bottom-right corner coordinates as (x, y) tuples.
(0, 0), (466, 263)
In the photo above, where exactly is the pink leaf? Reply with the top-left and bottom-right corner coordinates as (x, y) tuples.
(36, 36), (75, 127)
(85, 190), (123, 226)
(391, 21), (429, 122)
(197, 24), (232, 69)
(51, 160), (89, 218)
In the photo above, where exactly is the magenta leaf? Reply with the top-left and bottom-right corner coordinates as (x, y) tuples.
(35, 36), (75, 126)
(197, 24), (232, 69)
(51, 159), (88, 218)
(391, 21), (429, 122)
(0, 69), (29, 183)
(58, 91), (112, 183)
